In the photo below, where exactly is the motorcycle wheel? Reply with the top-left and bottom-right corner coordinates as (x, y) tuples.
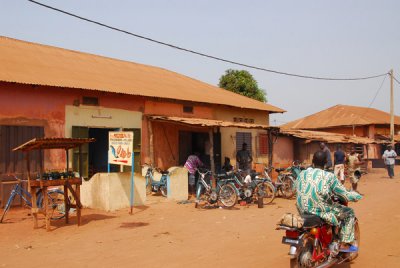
(296, 236), (316, 268)
(346, 219), (360, 262)
(290, 257), (299, 268)
(160, 185), (168, 197)
(218, 184), (237, 208)
(282, 175), (296, 199)
(255, 181), (275, 205)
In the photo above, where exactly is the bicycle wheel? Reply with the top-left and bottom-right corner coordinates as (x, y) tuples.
(255, 181), (276, 205)
(0, 190), (16, 223)
(282, 175), (295, 199)
(41, 189), (68, 220)
(218, 184), (237, 208)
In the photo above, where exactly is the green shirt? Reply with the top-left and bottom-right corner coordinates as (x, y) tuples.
(296, 167), (362, 225)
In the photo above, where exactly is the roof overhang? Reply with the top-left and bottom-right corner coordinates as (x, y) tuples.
(279, 129), (384, 145)
(148, 115), (278, 130)
(13, 138), (95, 152)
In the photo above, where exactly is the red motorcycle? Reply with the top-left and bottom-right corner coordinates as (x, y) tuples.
(276, 196), (360, 268)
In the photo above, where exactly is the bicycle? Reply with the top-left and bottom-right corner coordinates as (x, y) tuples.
(0, 174), (68, 223)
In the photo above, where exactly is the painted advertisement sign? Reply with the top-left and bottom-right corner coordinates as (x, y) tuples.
(108, 131), (134, 166)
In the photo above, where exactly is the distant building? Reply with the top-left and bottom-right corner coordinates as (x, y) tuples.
(281, 104), (400, 168)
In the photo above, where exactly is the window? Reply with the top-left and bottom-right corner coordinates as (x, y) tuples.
(183, 105), (193, 113)
(258, 134), (269, 156)
(82, 96), (99, 106)
(236, 132), (252, 153)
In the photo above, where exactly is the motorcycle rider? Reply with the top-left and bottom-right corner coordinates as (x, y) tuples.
(296, 150), (362, 253)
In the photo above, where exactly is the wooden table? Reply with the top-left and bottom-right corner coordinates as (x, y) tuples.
(12, 137), (95, 231)
(29, 178), (83, 230)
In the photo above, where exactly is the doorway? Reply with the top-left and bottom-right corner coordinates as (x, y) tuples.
(178, 130), (221, 172)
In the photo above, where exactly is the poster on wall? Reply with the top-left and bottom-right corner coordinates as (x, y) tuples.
(108, 131), (134, 166)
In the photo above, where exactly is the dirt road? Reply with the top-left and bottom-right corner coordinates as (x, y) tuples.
(1, 167), (400, 268)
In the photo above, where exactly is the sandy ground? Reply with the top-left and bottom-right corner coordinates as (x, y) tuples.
(1, 167), (400, 268)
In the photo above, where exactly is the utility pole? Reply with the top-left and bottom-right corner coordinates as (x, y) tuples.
(390, 69), (394, 144)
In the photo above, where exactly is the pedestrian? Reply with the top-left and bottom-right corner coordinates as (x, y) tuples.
(382, 144), (397, 179)
(236, 142), (253, 173)
(184, 152), (203, 195)
(320, 142), (332, 170)
(334, 144), (346, 184)
(347, 148), (362, 192)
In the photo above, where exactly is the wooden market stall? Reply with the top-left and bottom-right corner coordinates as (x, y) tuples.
(13, 137), (95, 231)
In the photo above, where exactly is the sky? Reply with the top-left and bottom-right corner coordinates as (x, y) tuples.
(1, 0), (399, 125)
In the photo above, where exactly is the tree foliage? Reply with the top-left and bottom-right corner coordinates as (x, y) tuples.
(218, 69), (267, 102)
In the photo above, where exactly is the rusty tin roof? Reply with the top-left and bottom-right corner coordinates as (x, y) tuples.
(13, 138), (95, 151)
(0, 36), (285, 113)
(280, 129), (383, 144)
(282, 105), (400, 129)
(149, 115), (277, 129)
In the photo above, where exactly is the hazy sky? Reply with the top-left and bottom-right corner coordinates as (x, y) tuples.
(1, 0), (399, 125)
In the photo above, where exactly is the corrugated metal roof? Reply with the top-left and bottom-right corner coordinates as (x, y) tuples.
(149, 115), (275, 129)
(280, 129), (383, 144)
(0, 36), (285, 113)
(282, 105), (400, 129)
(13, 138), (95, 151)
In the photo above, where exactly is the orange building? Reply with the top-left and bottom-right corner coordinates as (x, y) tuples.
(281, 105), (400, 168)
(0, 36), (285, 181)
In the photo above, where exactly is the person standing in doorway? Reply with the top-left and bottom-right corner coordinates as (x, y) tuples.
(320, 142), (332, 170)
(236, 143), (253, 172)
(382, 144), (397, 179)
(347, 148), (362, 192)
(184, 152), (203, 195)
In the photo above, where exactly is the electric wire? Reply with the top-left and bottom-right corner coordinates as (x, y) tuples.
(27, 0), (389, 81)
(350, 74), (388, 125)
(394, 75), (400, 85)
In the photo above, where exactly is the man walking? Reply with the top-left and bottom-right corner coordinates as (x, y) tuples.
(382, 144), (397, 179)
(334, 145), (346, 184)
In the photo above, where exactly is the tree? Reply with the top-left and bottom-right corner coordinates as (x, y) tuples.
(218, 69), (267, 102)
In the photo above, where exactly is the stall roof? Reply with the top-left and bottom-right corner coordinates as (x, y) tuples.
(280, 129), (383, 144)
(149, 115), (277, 129)
(0, 36), (285, 114)
(13, 138), (95, 152)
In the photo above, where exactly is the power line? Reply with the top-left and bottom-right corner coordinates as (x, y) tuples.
(28, 0), (389, 81)
(350, 74), (388, 125)
(394, 75), (400, 85)
(366, 74), (388, 108)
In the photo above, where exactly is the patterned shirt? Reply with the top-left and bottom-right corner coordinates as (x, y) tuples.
(296, 167), (362, 226)
(184, 155), (203, 174)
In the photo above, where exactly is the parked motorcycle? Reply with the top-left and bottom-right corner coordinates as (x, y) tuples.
(195, 168), (238, 209)
(230, 170), (276, 205)
(264, 166), (296, 199)
(143, 163), (169, 197)
(276, 195), (360, 268)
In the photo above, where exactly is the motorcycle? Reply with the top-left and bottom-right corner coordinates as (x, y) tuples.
(143, 163), (169, 197)
(195, 168), (238, 209)
(230, 169), (276, 205)
(276, 196), (360, 268)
